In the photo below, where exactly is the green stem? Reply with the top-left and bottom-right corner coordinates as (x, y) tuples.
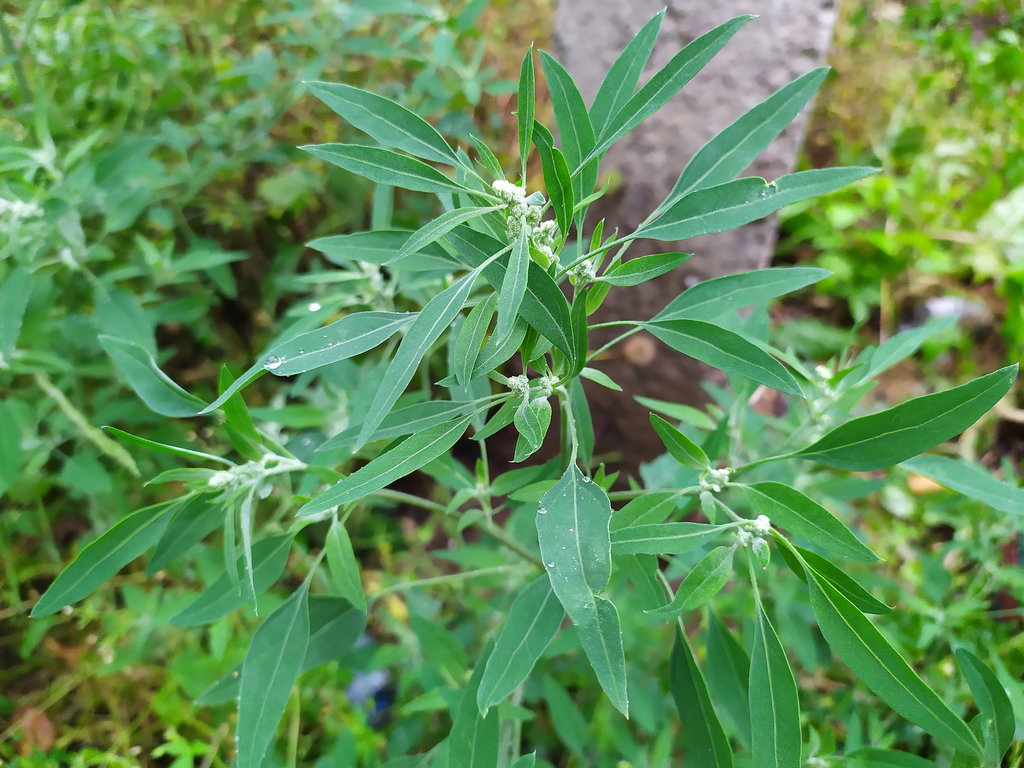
(0, 9), (30, 105)
(476, 521), (544, 567)
(587, 326), (643, 364)
(370, 488), (447, 514)
(731, 453), (796, 478)
(16, 0), (43, 48)
(607, 484), (701, 502)
(368, 564), (527, 600)
(286, 687), (301, 768)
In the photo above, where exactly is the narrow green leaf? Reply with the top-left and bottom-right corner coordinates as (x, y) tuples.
(668, 67), (829, 202)
(317, 400), (470, 456)
(845, 748), (942, 768)
(569, 287), (589, 378)
(0, 266), (31, 357)
(264, 311), (415, 379)
(542, 676), (590, 757)
(582, 16), (754, 166)
(955, 648), (1015, 760)
(397, 206), (504, 262)
(444, 226), (575, 361)
(194, 664), (243, 706)
(450, 644), (500, 768)
(105, 426), (234, 466)
(646, 546), (734, 618)
(300, 414), (475, 516)
(472, 135), (505, 180)
(745, 482), (878, 561)
(791, 546), (891, 614)
(670, 625), (733, 768)
(611, 522), (725, 555)
(610, 490), (682, 531)
(806, 568), (982, 756)
(358, 276), (476, 446)
(219, 366), (261, 446)
(31, 501), (178, 617)
(0, 401), (22, 496)
(750, 605), (801, 768)
(509, 755), (536, 768)
(634, 396), (717, 431)
(469, 316), (529, 380)
(705, 611), (752, 746)
(540, 52), (598, 221)
(99, 336), (206, 417)
(236, 580), (310, 768)
(303, 595), (367, 672)
(900, 455), (1024, 516)
(308, 230), (460, 271)
(654, 267), (830, 323)
(532, 122), (574, 240)
(473, 398), (517, 442)
(569, 377), (594, 469)
(498, 229), (531, 341)
(600, 252), (691, 287)
(326, 519), (367, 611)
(795, 365), (1018, 471)
(536, 465), (627, 714)
(862, 316), (956, 381)
(301, 143), (467, 194)
(169, 534), (294, 626)
(518, 46), (535, 179)
(513, 395), (552, 463)
(306, 81), (459, 166)
(617, 553), (667, 611)
(589, 9), (665, 141)
(643, 319), (802, 396)
(580, 367), (621, 390)
(477, 574), (564, 714)
(636, 169), (877, 242)
(454, 295), (497, 387)
(650, 413), (709, 470)
(147, 494), (224, 576)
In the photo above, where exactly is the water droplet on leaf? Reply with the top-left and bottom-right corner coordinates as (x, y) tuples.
(264, 356), (284, 370)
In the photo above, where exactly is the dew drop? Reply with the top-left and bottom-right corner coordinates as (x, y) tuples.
(538, 507), (547, 515)
(568, 527), (573, 533)
(308, 301), (322, 312)
(582, 476), (591, 483)
(547, 561), (555, 568)
(561, 546), (565, 550)
(264, 356), (284, 370)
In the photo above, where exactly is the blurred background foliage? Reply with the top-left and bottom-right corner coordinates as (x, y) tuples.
(0, 0), (1021, 765)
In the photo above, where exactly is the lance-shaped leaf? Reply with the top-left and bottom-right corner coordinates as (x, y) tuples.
(750, 605), (801, 768)
(536, 465), (628, 715)
(635, 168), (877, 242)
(540, 52), (598, 221)
(670, 625), (733, 768)
(778, 545), (891, 615)
(667, 67), (829, 203)
(326, 520), (366, 611)
(309, 230), (460, 271)
(513, 395), (552, 463)
(302, 595), (367, 672)
(650, 413), (710, 470)
(264, 311), (415, 379)
(900, 455), (1024, 516)
(0, 266), (31, 357)
(589, 9), (664, 140)
(861, 316), (957, 381)
(99, 336), (206, 417)
(473, 135), (505, 180)
(301, 143), (467, 194)
(582, 16), (753, 166)
(169, 534), (294, 626)
(306, 81), (459, 166)
(611, 522), (726, 555)
(706, 610), (752, 746)
(444, 226), (574, 361)
(454, 294), (497, 387)
(300, 414), (476, 516)
(358, 275), (476, 446)
(105, 427), (234, 466)
(236, 580), (310, 768)
(31, 501), (178, 617)
(317, 400), (470, 456)
(745, 482), (878, 562)
(518, 46), (535, 179)
(477, 574), (564, 714)
(646, 546), (734, 618)
(600, 252), (691, 287)
(498, 229), (531, 341)
(655, 267), (830, 323)
(468, 316), (529, 380)
(955, 648), (1015, 761)
(642, 319), (801, 396)
(450, 643), (500, 768)
(542, 677), (590, 757)
(532, 122), (574, 240)
(147, 494), (224, 575)
(845, 748), (942, 768)
(806, 568), (982, 757)
(610, 490), (683, 531)
(795, 365), (1018, 471)
(397, 206), (504, 262)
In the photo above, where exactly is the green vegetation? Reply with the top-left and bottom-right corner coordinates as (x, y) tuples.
(2, 2), (1022, 767)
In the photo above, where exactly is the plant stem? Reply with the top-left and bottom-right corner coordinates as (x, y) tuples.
(731, 453), (796, 478)
(370, 488), (448, 514)
(16, 0), (44, 48)
(368, 564), (527, 600)
(286, 687), (301, 768)
(587, 326), (642, 364)
(0, 9), (30, 105)
(476, 521), (544, 567)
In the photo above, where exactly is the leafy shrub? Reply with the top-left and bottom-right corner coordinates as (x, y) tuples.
(20, 8), (1024, 768)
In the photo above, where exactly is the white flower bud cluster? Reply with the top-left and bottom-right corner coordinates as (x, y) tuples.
(700, 467), (732, 494)
(0, 197), (43, 221)
(533, 219), (560, 265)
(507, 374), (531, 399)
(735, 514), (772, 566)
(491, 180), (560, 260)
(572, 258), (597, 287)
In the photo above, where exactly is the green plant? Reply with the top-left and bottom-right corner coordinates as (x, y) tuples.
(24, 9), (1024, 767)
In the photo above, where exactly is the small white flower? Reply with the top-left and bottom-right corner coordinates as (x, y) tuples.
(753, 514), (771, 534)
(507, 374), (530, 399)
